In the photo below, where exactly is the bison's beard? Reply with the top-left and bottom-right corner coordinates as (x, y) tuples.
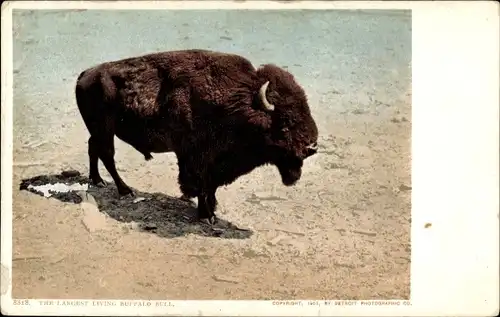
(278, 166), (302, 186)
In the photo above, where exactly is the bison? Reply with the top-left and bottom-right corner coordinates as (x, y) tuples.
(75, 49), (318, 224)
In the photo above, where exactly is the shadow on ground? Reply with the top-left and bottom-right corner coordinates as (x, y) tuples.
(19, 171), (253, 239)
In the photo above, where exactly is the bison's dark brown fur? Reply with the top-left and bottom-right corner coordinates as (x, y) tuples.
(75, 49), (318, 224)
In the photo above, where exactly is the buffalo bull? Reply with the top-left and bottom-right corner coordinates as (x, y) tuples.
(75, 49), (318, 224)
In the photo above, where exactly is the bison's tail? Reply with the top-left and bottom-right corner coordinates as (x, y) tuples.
(75, 69), (117, 135)
(75, 80), (96, 135)
(76, 69), (86, 82)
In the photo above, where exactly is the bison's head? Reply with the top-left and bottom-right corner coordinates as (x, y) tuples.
(255, 64), (319, 187)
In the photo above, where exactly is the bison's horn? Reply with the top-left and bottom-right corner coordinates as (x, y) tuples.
(307, 142), (318, 151)
(259, 81), (275, 111)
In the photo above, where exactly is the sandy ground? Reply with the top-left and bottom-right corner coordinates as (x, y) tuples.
(10, 9), (412, 300)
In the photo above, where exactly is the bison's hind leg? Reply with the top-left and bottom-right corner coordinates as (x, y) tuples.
(99, 138), (134, 198)
(90, 125), (134, 198)
(88, 136), (106, 187)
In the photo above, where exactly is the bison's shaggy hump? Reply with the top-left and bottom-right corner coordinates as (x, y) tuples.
(91, 49), (260, 119)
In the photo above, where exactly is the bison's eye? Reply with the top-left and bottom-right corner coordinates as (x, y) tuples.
(304, 142), (318, 158)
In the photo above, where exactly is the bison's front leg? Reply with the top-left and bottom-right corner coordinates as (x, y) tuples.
(177, 156), (217, 224)
(197, 190), (218, 225)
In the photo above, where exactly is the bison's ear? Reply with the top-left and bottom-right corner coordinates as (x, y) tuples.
(259, 81), (275, 111)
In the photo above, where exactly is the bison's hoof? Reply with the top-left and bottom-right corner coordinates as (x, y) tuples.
(180, 194), (196, 206)
(92, 180), (107, 188)
(144, 154), (153, 161)
(119, 191), (135, 200)
(200, 216), (217, 226)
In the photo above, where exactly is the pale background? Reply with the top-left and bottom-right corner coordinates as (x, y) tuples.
(11, 9), (411, 300)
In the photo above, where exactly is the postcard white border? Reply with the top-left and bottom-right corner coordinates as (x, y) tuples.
(1, 1), (499, 316)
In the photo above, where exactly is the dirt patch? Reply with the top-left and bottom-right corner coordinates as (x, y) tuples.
(19, 172), (253, 239)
